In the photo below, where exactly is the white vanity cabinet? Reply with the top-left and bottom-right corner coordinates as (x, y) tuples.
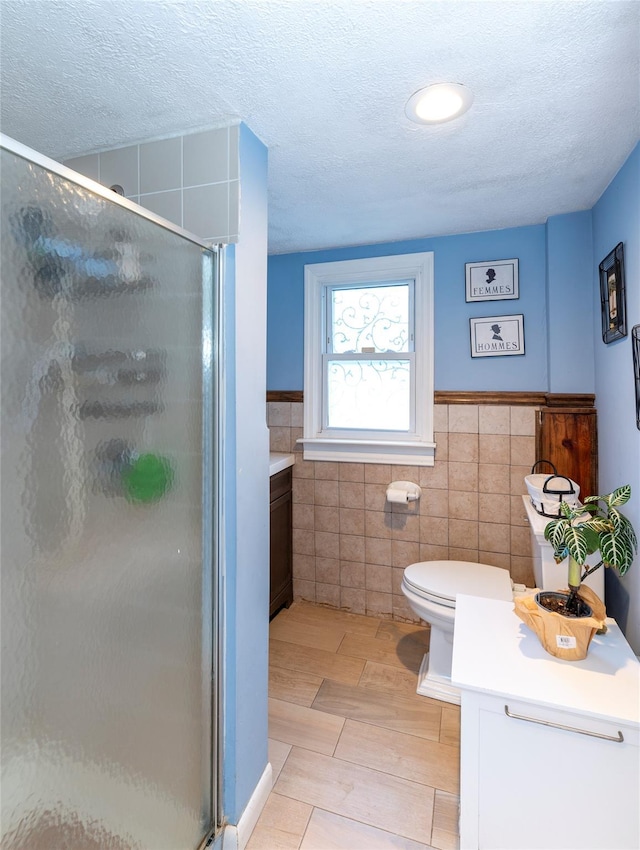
(452, 595), (640, 850)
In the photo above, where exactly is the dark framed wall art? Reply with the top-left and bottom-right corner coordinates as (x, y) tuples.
(599, 242), (627, 343)
(633, 325), (640, 431)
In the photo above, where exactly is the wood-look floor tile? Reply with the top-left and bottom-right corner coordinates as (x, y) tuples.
(338, 632), (425, 672)
(246, 792), (312, 850)
(275, 746), (434, 845)
(269, 738), (292, 784)
(430, 791), (460, 850)
(439, 707), (461, 747)
(270, 615), (347, 653)
(335, 719), (460, 794)
(300, 808), (436, 850)
(270, 638), (365, 685)
(266, 602), (459, 850)
(312, 679), (441, 741)
(269, 665), (324, 707)
(269, 697), (345, 755)
(376, 620), (430, 649)
(283, 600), (380, 635)
(358, 660), (442, 705)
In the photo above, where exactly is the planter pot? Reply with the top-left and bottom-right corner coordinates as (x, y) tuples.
(514, 585), (606, 661)
(536, 590), (592, 618)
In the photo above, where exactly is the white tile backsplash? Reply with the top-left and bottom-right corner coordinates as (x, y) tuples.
(140, 137), (182, 194)
(139, 189), (182, 224)
(64, 153), (100, 182)
(229, 125), (239, 180)
(100, 145), (138, 196)
(183, 182), (229, 241)
(183, 127), (228, 187)
(63, 125), (240, 243)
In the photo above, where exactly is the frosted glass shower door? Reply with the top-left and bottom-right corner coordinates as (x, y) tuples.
(1, 140), (217, 850)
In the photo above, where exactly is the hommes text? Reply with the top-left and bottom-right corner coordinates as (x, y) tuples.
(476, 341), (520, 351)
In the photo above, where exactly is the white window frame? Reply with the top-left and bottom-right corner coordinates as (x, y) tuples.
(302, 252), (435, 465)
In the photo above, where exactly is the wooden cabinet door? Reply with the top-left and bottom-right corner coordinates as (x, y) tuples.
(269, 468), (293, 617)
(536, 407), (598, 498)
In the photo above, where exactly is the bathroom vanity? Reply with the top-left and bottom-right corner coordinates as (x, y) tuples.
(269, 453), (294, 617)
(452, 594), (640, 850)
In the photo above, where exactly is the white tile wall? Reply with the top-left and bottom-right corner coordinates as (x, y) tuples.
(100, 145), (138, 195)
(64, 124), (240, 243)
(140, 137), (182, 193)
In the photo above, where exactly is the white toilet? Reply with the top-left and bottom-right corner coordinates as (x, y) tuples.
(402, 560), (513, 705)
(403, 504), (607, 706)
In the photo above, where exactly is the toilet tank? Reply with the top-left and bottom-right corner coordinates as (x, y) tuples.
(521, 495), (605, 600)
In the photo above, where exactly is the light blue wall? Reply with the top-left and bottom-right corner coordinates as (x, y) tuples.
(546, 211), (595, 393)
(268, 225), (549, 391)
(592, 143), (640, 653)
(222, 124), (270, 821)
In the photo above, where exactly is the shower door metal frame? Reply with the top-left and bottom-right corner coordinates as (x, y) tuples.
(0, 133), (224, 849)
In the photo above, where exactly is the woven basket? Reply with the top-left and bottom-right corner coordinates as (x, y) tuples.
(524, 461), (580, 518)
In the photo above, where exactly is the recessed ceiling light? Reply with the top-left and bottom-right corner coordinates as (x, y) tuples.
(405, 83), (474, 124)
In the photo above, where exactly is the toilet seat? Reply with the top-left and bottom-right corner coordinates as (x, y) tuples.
(403, 560), (513, 608)
(402, 560), (515, 705)
(402, 576), (457, 609)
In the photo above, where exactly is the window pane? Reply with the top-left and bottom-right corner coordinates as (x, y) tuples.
(326, 359), (410, 430)
(330, 284), (410, 353)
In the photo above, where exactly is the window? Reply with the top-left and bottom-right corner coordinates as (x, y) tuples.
(302, 252), (435, 465)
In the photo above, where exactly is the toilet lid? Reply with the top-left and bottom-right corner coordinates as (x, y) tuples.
(403, 560), (513, 606)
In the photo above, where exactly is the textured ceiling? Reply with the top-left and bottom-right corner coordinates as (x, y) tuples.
(1, 0), (638, 254)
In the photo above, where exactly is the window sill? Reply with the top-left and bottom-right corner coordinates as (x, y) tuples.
(298, 437), (435, 466)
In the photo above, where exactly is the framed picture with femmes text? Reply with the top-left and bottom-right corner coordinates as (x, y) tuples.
(465, 258), (519, 302)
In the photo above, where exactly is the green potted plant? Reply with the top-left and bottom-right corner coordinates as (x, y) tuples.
(542, 484), (637, 617)
(515, 485), (636, 660)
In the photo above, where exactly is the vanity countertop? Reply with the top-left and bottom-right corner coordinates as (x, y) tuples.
(269, 452), (295, 476)
(452, 594), (640, 726)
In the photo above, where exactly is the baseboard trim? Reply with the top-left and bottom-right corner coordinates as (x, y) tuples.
(224, 762), (273, 850)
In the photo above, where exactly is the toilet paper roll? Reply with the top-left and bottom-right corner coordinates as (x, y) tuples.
(386, 487), (410, 504)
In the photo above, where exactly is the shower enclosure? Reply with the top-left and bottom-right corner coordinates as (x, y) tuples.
(0, 136), (221, 850)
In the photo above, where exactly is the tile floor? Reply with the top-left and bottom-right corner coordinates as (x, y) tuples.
(247, 601), (460, 850)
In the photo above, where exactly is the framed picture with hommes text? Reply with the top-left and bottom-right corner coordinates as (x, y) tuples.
(470, 314), (525, 358)
(465, 258), (519, 302)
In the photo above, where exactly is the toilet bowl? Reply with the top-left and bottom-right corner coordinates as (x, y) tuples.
(521, 495), (605, 601)
(402, 560), (513, 705)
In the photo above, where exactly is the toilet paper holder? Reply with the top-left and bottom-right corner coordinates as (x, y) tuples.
(386, 480), (422, 504)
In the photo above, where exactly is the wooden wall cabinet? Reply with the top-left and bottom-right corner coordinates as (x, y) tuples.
(535, 407), (598, 498)
(269, 467), (293, 618)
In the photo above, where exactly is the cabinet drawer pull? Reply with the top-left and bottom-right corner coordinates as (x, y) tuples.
(504, 705), (624, 743)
